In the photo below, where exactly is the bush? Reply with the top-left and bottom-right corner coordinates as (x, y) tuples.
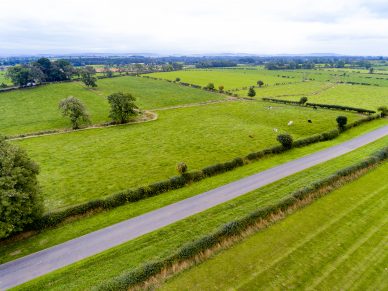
(218, 85), (224, 92)
(0, 138), (43, 238)
(336, 116), (348, 130)
(247, 87), (256, 97)
(277, 134), (293, 149)
(299, 96), (308, 104)
(175, 77), (181, 82)
(377, 106), (387, 117)
(205, 83), (215, 90)
(257, 80), (264, 87)
(176, 162), (188, 175)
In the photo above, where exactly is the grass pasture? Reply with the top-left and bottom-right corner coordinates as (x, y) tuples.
(14, 136), (388, 291)
(0, 119), (385, 265)
(236, 81), (333, 98)
(14, 101), (360, 210)
(0, 71), (11, 85)
(281, 84), (388, 110)
(163, 162), (388, 291)
(147, 68), (306, 90)
(0, 76), (222, 136)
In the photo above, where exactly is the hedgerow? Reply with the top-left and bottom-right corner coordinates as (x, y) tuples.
(262, 97), (376, 115)
(95, 146), (388, 291)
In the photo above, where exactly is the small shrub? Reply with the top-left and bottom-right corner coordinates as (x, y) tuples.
(377, 106), (387, 117)
(176, 162), (188, 175)
(299, 96), (308, 104)
(247, 87), (256, 97)
(336, 116), (348, 130)
(205, 83), (215, 90)
(277, 134), (293, 149)
(175, 77), (181, 82)
(218, 85), (224, 92)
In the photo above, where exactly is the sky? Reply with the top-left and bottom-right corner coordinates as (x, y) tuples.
(1, 0), (388, 56)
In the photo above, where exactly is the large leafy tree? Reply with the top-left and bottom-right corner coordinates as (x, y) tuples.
(5, 66), (32, 86)
(59, 97), (90, 129)
(0, 137), (43, 239)
(107, 92), (138, 124)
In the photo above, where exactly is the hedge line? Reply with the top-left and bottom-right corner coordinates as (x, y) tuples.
(95, 146), (388, 291)
(25, 113), (380, 232)
(305, 103), (376, 114)
(262, 97), (302, 105)
(262, 97), (376, 114)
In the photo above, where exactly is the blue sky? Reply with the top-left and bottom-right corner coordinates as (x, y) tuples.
(1, 0), (388, 56)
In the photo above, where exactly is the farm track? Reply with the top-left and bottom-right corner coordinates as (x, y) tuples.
(0, 126), (386, 290)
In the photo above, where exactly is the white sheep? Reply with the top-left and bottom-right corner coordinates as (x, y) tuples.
(287, 121), (293, 126)
(273, 128), (278, 132)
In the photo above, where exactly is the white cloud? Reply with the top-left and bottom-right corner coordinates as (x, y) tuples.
(1, 0), (388, 55)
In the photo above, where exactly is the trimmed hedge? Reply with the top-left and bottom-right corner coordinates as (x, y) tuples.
(262, 97), (301, 105)
(305, 103), (376, 114)
(262, 97), (376, 115)
(95, 146), (388, 291)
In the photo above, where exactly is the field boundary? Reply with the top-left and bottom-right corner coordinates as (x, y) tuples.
(95, 147), (388, 291)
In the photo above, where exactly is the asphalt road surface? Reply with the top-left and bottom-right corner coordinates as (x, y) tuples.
(0, 125), (387, 289)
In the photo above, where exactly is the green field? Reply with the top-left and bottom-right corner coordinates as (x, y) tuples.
(14, 100), (359, 210)
(162, 162), (388, 290)
(0, 71), (11, 85)
(281, 83), (388, 110)
(14, 136), (388, 291)
(148, 68), (305, 90)
(236, 81), (334, 98)
(0, 120), (384, 265)
(0, 76), (222, 136)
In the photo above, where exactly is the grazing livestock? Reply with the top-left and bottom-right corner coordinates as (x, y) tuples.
(308, 120), (312, 123)
(273, 128), (278, 132)
(287, 121), (293, 126)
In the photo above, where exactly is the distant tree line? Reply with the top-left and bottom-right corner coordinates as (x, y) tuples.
(195, 60), (237, 68)
(6, 58), (77, 86)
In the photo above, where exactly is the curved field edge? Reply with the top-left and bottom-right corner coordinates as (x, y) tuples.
(0, 120), (385, 264)
(161, 162), (388, 291)
(12, 137), (388, 290)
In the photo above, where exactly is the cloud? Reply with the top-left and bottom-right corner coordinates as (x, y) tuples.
(0, 0), (388, 55)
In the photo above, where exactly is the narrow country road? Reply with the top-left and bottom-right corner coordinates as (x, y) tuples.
(0, 126), (387, 290)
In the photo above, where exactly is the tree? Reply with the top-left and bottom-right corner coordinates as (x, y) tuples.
(0, 137), (43, 239)
(277, 134), (293, 149)
(218, 85), (224, 92)
(248, 87), (256, 97)
(369, 67), (374, 74)
(80, 66), (98, 87)
(59, 97), (90, 129)
(176, 162), (188, 175)
(299, 96), (308, 104)
(205, 83), (215, 90)
(107, 92), (138, 124)
(5, 66), (32, 86)
(377, 106), (387, 117)
(336, 116), (348, 130)
(257, 80), (264, 87)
